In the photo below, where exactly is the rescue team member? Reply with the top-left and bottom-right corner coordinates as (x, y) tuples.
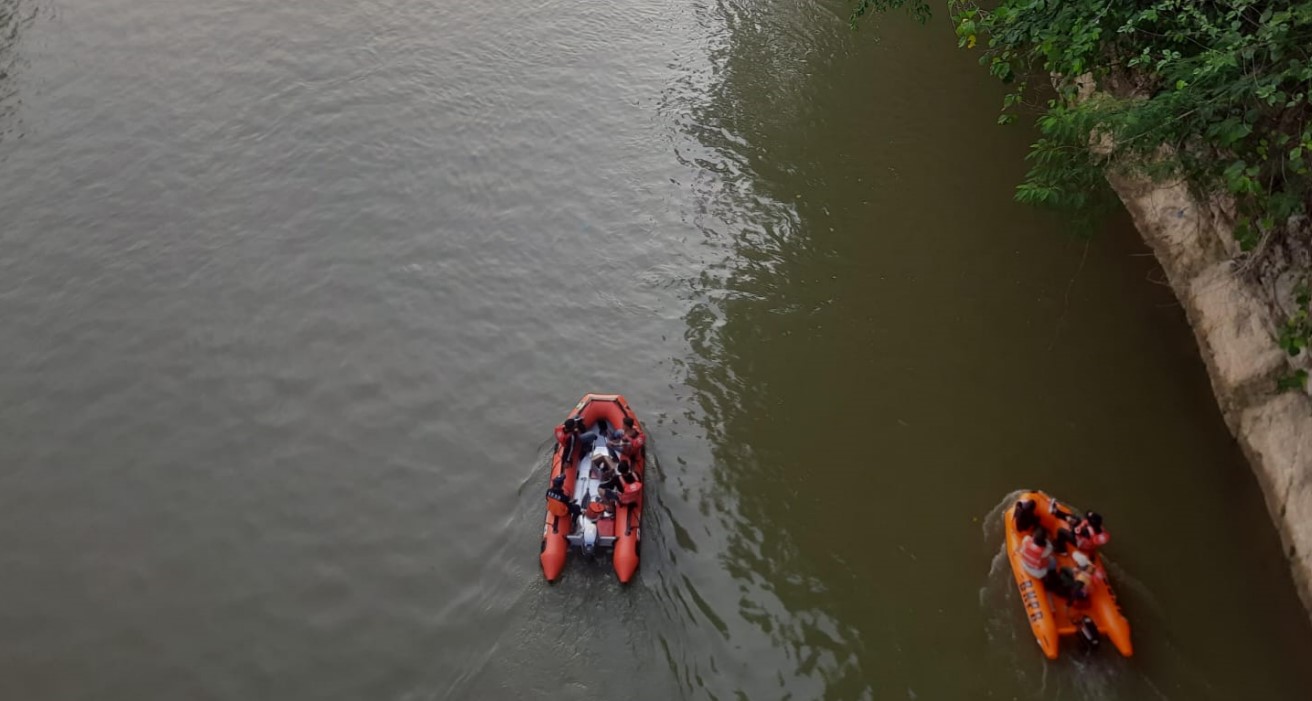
(1051, 551), (1099, 605)
(555, 418), (582, 463)
(576, 421), (605, 452)
(621, 417), (645, 457)
(616, 460), (642, 505)
(1073, 512), (1109, 553)
(1054, 510), (1110, 554)
(604, 417), (647, 457)
(1052, 565), (1095, 606)
(1018, 527), (1055, 579)
(605, 428), (624, 454)
(546, 474), (580, 519)
(600, 460), (643, 505)
(1013, 499), (1039, 533)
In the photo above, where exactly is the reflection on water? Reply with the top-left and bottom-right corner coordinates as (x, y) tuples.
(673, 0), (1312, 698)
(668, 0), (885, 697)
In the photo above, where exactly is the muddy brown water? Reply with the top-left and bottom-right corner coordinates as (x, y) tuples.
(1, 0), (1310, 698)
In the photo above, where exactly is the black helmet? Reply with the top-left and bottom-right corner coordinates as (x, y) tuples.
(563, 418), (576, 431)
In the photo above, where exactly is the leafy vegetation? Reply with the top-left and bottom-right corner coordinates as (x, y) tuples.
(1278, 281), (1311, 390)
(853, 0), (1312, 386)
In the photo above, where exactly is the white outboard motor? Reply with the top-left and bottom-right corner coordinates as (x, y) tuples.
(582, 517), (599, 556)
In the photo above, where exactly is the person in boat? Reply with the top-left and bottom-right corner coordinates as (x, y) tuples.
(600, 459), (642, 504)
(1018, 527), (1055, 580)
(1013, 498), (1039, 533)
(605, 428), (626, 455)
(1050, 564), (1094, 606)
(1053, 510), (1110, 554)
(603, 426), (643, 459)
(1052, 550), (1098, 605)
(617, 459), (642, 505)
(576, 420), (606, 451)
(620, 416), (645, 457)
(546, 474), (580, 520)
(555, 418), (582, 463)
(1072, 511), (1109, 553)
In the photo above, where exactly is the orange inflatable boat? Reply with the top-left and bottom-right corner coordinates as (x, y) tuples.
(1003, 491), (1132, 659)
(539, 394), (646, 583)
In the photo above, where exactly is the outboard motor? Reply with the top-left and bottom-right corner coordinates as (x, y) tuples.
(1077, 616), (1101, 652)
(582, 517), (599, 556)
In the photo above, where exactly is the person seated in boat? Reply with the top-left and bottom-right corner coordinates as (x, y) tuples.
(1054, 511), (1110, 554)
(1013, 498), (1039, 533)
(1051, 522), (1077, 554)
(620, 417), (645, 457)
(555, 418), (583, 463)
(604, 424), (639, 458)
(1018, 527), (1055, 580)
(1051, 564), (1095, 606)
(617, 461), (643, 505)
(600, 459), (642, 504)
(576, 421), (606, 451)
(598, 459), (624, 492)
(1073, 512), (1109, 553)
(1060, 551), (1100, 603)
(1071, 550), (1103, 582)
(545, 474), (580, 520)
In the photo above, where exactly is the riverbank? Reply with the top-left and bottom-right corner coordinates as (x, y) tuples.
(1108, 171), (1312, 620)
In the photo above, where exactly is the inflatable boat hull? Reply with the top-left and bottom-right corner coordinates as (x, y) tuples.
(1003, 490), (1132, 659)
(540, 394), (646, 583)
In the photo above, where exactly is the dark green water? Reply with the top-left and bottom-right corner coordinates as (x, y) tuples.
(1, 0), (1309, 698)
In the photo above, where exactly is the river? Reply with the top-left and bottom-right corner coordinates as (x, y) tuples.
(1, 0), (1310, 698)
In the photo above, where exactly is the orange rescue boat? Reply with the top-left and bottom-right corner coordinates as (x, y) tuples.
(539, 394), (646, 583)
(1003, 490), (1132, 659)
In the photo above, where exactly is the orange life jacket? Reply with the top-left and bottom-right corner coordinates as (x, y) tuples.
(586, 501), (606, 521)
(1020, 536), (1052, 575)
(546, 485), (571, 517)
(547, 497), (569, 517)
(619, 480), (642, 505)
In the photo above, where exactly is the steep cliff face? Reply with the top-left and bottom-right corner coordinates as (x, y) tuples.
(1108, 173), (1312, 618)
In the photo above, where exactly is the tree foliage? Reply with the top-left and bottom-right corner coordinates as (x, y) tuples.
(945, 0), (1312, 249)
(849, 0), (932, 28)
